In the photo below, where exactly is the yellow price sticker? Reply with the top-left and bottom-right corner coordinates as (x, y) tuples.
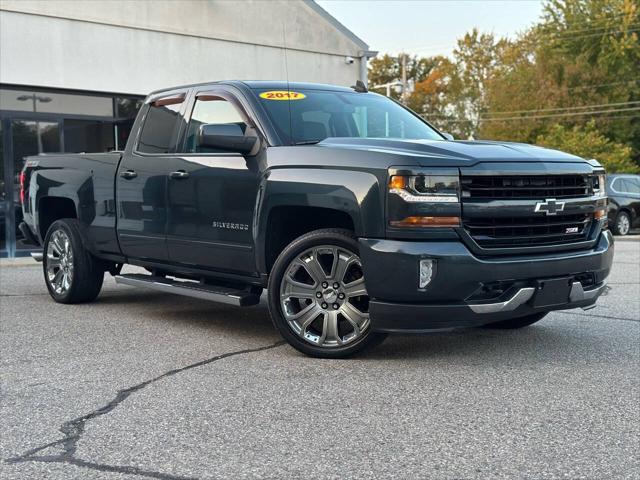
(259, 91), (306, 101)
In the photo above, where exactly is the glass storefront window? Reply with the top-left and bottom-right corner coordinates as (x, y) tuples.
(11, 120), (61, 253)
(0, 86), (144, 256)
(0, 121), (4, 200)
(1, 121), (5, 255)
(63, 120), (115, 153)
(116, 97), (144, 118)
(0, 89), (113, 117)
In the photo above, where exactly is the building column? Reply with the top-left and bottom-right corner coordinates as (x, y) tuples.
(358, 50), (378, 87)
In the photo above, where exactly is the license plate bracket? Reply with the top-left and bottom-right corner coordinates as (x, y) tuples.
(531, 277), (572, 308)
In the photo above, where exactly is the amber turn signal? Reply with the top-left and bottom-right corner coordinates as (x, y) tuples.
(389, 175), (407, 190)
(390, 216), (461, 228)
(594, 209), (607, 220)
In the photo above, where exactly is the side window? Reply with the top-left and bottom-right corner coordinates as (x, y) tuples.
(612, 178), (625, 193)
(184, 97), (246, 153)
(137, 95), (184, 153)
(623, 178), (640, 194)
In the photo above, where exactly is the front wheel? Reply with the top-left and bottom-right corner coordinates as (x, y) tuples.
(612, 211), (631, 236)
(482, 312), (548, 329)
(268, 229), (386, 358)
(43, 219), (104, 303)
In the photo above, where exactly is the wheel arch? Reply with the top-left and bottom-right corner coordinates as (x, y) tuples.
(255, 168), (384, 274)
(37, 196), (78, 240)
(31, 168), (95, 239)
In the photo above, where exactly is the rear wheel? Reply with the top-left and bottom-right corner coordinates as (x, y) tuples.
(613, 211), (631, 236)
(482, 312), (548, 329)
(268, 229), (385, 358)
(43, 219), (104, 303)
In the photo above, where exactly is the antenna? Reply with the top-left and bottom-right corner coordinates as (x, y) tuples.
(281, 20), (291, 90)
(351, 80), (368, 93)
(281, 19), (293, 144)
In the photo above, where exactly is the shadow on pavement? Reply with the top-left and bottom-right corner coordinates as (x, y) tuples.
(93, 288), (610, 366)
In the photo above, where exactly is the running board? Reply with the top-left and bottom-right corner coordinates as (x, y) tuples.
(115, 274), (260, 307)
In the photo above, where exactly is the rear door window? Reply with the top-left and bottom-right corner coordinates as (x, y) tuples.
(622, 178), (640, 194)
(137, 94), (185, 153)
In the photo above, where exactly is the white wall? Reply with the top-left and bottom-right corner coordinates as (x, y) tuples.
(0, 1), (367, 95)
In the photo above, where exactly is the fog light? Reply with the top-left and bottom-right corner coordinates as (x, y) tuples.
(419, 259), (435, 289)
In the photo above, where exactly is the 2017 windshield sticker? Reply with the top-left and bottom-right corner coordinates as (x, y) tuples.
(259, 91), (306, 100)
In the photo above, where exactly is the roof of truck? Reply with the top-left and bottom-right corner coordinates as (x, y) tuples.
(147, 80), (357, 98)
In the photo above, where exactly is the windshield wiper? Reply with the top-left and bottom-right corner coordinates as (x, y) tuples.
(294, 140), (322, 145)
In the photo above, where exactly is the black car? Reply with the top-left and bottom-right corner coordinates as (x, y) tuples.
(606, 174), (640, 235)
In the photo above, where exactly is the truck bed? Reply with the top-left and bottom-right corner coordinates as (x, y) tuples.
(22, 152), (123, 255)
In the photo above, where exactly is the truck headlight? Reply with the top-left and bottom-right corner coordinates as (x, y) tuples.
(387, 170), (461, 228)
(592, 173), (606, 198)
(389, 175), (459, 202)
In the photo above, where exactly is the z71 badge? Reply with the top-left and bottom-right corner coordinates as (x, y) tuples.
(212, 221), (249, 231)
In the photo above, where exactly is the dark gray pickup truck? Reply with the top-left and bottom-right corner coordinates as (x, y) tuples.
(20, 80), (613, 357)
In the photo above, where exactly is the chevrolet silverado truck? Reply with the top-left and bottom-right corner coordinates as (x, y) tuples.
(20, 81), (613, 358)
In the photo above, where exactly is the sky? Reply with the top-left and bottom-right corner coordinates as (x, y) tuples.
(316, 0), (545, 58)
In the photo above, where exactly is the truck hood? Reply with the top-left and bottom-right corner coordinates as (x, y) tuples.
(318, 138), (586, 166)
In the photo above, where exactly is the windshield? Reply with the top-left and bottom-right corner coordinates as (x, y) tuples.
(253, 89), (443, 145)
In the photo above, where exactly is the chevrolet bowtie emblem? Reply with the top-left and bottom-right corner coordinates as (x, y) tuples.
(534, 198), (565, 216)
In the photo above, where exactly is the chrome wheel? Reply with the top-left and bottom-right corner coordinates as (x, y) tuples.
(46, 229), (74, 295)
(617, 213), (630, 235)
(280, 245), (370, 348)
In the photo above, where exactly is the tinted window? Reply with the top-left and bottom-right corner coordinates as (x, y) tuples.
(137, 101), (182, 153)
(611, 178), (625, 193)
(116, 98), (144, 118)
(63, 120), (114, 153)
(254, 89), (442, 145)
(184, 97), (246, 153)
(622, 178), (640, 194)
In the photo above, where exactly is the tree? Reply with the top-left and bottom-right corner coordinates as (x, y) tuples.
(481, 0), (640, 164)
(367, 0), (640, 168)
(536, 121), (639, 173)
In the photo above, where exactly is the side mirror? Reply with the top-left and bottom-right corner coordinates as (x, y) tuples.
(442, 132), (454, 141)
(198, 123), (257, 154)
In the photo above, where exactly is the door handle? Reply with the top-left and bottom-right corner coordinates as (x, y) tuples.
(169, 170), (190, 179)
(119, 169), (137, 179)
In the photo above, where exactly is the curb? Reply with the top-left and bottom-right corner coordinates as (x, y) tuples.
(0, 258), (40, 268)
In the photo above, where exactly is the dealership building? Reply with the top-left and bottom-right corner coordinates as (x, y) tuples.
(0, 0), (374, 257)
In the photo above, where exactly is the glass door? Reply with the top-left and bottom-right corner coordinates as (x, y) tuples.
(4, 119), (61, 256)
(1, 120), (7, 255)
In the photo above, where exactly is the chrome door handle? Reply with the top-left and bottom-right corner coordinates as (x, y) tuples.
(169, 170), (190, 179)
(119, 169), (137, 179)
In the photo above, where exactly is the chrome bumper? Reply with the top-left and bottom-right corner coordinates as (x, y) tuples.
(469, 281), (607, 314)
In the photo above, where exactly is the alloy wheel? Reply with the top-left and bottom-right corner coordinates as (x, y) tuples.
(46, 229), (74, 295)
(279, 245), (370, 348)
(617, 214), (630, 235)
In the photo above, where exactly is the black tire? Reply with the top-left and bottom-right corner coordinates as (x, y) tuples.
(612, 211), (631, 236)
(268, 228), (386, 358)
(43, 219), (104, 304)
(482, 312), (548, 329)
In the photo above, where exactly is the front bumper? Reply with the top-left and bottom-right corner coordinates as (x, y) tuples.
(359, 230), (614, 333)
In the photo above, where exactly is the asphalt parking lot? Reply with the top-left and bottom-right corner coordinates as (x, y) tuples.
(1, 238), (639, 480)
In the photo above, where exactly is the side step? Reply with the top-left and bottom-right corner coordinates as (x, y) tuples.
(115, 274), (261, 307)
